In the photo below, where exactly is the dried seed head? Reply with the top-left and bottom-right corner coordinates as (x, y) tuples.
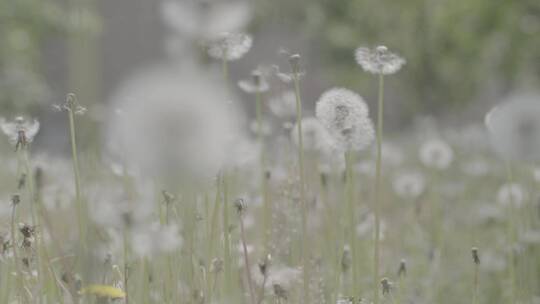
(210, 258), (223, 273)
(258, 253), (272, 276)
(19, 223), (36, 238)
(471, 247), (480, 265)
(288, 53), (301, 73)
(273, 283), (288, 300)
(398, 259), (407, 277)
(341, 245), (352, 272)
(11, 194), (20, 206)
(234, 198), (247, 214)
(380, 277), (392, 295)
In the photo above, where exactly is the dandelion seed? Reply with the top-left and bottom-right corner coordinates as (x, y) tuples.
(0, 116), (40, 150)
(392, 171), (426, 200)
(316, 88), (375, 152)
(355, 45), (405, 75)
(485, 92), (540, 161)
(207, 32), (252, 61)
(238, 70), (270, 93)
(419, 139), (454, 170)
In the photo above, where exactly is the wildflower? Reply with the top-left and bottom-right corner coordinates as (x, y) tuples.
(290, 117), (333, 152)
(238, 70), (270, 93)
(1, 116), (40, 150)
(392, 171), (426, 200)
(419, 139), (454, 170)
(269, 90), (297, 119)
(207, 32), (252, 61)
(315, 88), (375, 152)
(80, 284), (126, 299)
(273, 65), (305, 84)
(485, 92), (540, 161)
(355, 45), (405, 75)
(497, 183), (527, 208)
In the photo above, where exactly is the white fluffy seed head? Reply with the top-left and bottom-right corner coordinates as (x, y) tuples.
(497, 183), (527, 208)
(106, 63), (242, 183)
(485, 92), (540, 162)
(419, 139), (454, 170)
(355, 45), (406, 75)
(392, 171), (426, 200)
(290, 117), (334, 153)
(315, 88), (375, 152)
(207, 32), (252, 61)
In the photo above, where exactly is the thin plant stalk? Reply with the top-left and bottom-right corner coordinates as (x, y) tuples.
(239, 213), (256, 304)
(222, 176), (233, 297)
(504, 162), (518, 303)
(292, 65), (309, 304)
(373, 73), (385, 304)
(345, 151), (359, 296)
(66, 96), (85, 251)
(10, 202), (27, 304)
(473, 263), (479, 304)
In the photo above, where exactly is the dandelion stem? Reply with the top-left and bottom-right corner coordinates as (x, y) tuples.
(373, 73), (385, 304)
(345, 151), (359, 297)
(222, 175), (233, 297)
(66, 95), (86, 252)
(504, 162), (518, 303)
(292, 64), (309, 304)
(239, 213), (256, 304)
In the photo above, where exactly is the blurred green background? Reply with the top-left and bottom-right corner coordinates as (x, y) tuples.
(1, 0), (539, 123)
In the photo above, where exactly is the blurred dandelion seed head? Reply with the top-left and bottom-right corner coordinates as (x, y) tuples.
(207, 32), (253, 61)
(355, 45), (405, 75)
(485, 92), (540, 162)
(316, 88), (375, 152)
(419, 139), (454, 170)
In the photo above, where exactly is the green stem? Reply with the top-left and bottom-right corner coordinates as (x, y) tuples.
(222, 175), (232, 297)
(67, 108), (85, 250)
(345, 151), (359, 297)
(10, 203), (27, 304)
(373, 74), (384, 304)
(504, 162), (518, 303)
(293, 71), (309, 304)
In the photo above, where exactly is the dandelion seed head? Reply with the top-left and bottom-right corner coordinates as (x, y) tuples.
(316, 88), (375, 152)
(0, 116), (40, 145)
(161, 0), (251, 40)
(269, 90), (297, 119)
(238, 70), (270, 93)
(392, 171), (426, 200)
(497, 183), (527, 208)
(355, 45), (405, 75)
(106, 64), (241, 182)
(419, 139), (453, 170)
(290, 117), (334, 153)
(485, 92), (540, 162)
(207, 32), (252, 61)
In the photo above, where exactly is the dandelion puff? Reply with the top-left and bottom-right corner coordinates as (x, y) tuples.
(0, 116), (40, 149)
(419, 139), (454, 170)
(485, 92), (540, 162)
(392, 171), (426, 200)
(315, 88), (375, 152)
(355, 45), (405, 75)
(290, 117), (334, 152)
(269, 90), (297, 119)
(238, 70), (270, 93)
(207, 32), (252, 61)
(497, 183), (527, 208)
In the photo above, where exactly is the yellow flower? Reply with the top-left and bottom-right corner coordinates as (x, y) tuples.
(81, 285), (126, 299)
